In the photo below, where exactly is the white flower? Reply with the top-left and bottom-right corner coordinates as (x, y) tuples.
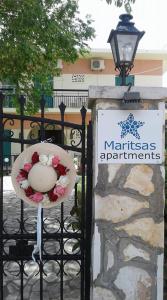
(56, 175), (70, 188)
(42, 194), (50, 206)
(39, 154), (48, 165)
(43, 194), (49, 201)
(20, 179), (29, 189)
(47, 154), (54, 166)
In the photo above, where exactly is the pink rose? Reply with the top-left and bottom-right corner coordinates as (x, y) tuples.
(16, 174), (26, 183)
(52, 156), (60, 168)
(53, 185), (66, 197)
(29, 192), (43, 202)
(23, 163), (32, 172)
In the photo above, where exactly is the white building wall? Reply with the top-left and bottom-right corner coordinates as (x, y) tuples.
(54, 74), (162, 90)
(53, 74), (115, 89)
(163, 60), (167, 87)
(134, 75), (162, 87)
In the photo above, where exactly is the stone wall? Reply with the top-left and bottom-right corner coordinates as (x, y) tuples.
(89, 86), (167, 300)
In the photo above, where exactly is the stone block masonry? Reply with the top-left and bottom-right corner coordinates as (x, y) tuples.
(88, 86), (167, 300)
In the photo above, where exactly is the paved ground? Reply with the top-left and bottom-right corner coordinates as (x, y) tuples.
(3, 177), (81, 300)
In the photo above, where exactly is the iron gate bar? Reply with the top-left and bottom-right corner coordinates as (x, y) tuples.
(2, 255), (82, 261)
(0, 137), (83, 153)
(19, 95), (25, 300)
(59, 101), (66, 300)
(3, 232), (82, 240)
(85, 121), (93, 299)
(0, 92), (5, 300)
(0, 92), (92, 300)
(80, 106), (87, 300)
(39, 96), (46, 300)
(0, 112), (84, 129)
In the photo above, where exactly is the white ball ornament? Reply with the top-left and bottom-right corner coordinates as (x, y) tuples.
(28, 162), (58, 193)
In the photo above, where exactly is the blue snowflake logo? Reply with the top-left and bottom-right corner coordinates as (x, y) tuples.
(118, 113), (145, 140)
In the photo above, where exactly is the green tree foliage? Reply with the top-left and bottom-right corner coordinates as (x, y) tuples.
(0, 0), (95, 113)
(105, 0), (136, 13)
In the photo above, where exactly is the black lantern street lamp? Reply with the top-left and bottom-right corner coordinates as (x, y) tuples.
(107, 14), (145, 86)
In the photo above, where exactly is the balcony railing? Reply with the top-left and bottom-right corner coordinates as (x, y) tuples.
(1, 88), (89, 109)
(53, 89), (88, 108)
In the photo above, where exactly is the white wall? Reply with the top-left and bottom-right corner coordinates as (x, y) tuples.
(54, 74), (163, 89)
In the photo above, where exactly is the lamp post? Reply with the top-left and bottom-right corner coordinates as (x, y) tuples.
(107, 14), (145, 86)
(4, 157), (9, 175)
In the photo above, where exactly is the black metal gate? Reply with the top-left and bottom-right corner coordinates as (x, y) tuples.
(0, 92), (92, 300)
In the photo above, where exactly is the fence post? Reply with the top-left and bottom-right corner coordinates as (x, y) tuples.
(88, 86), (167, 300)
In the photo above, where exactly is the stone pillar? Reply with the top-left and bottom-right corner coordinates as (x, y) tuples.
(88, 86), (167, 300)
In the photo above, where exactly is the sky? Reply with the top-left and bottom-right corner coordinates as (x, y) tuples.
(78, 0), (167, 51)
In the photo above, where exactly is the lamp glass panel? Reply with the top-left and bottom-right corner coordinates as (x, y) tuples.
(117, 34), (138, 63)
(111, 37), (118, 64)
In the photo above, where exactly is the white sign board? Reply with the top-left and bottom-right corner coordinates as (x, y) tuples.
(98, 110), (163, 164)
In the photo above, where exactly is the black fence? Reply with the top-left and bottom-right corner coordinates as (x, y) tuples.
(1, 88), (89, 109)
(0, 92), (93, 300)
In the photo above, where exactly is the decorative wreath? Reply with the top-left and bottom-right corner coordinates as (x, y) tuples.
(11, 143), (76, 208)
